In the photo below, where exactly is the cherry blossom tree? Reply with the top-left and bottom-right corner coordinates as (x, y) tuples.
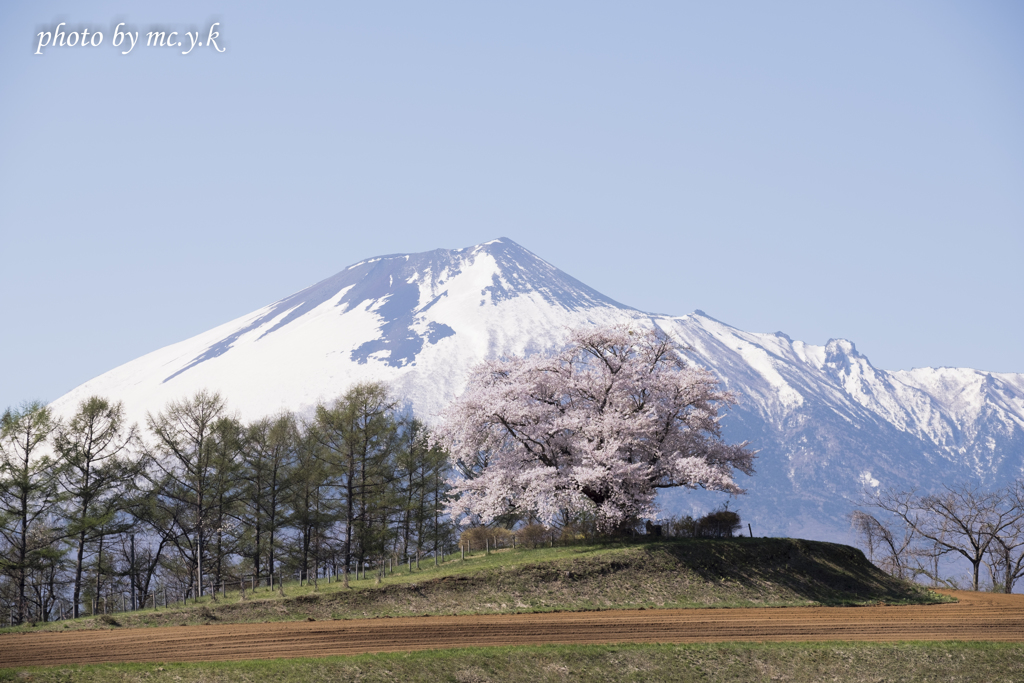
(435, 325), (755, 532)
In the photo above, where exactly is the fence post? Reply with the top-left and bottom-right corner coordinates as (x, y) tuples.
(748, 523), (753, 538)
(461, 544), (465, 561)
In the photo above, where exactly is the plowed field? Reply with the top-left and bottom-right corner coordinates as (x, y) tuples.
(2, 591), (1022, 667)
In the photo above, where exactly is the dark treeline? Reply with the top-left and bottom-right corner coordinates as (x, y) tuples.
(0, 382), (453, 625)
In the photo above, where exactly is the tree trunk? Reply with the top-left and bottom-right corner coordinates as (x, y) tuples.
(73, 530), (87, 618)
(94, 536), (104, 617)
(197, 528), (204, 598)
(17, 486), (28, 624)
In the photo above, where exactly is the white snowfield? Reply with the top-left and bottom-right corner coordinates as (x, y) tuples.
(50, 238), (1024, 540)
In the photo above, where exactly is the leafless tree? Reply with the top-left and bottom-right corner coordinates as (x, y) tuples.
(849, 510), (921, 581)
(983, 480), (1024, 593)
(861, 482), (1024, 592)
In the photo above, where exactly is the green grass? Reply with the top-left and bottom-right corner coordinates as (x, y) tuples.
(1, 537), (950, 634)
(2, 642), (1022, 682)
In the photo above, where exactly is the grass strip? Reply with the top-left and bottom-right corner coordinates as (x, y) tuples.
(2, 642), (1022, 682)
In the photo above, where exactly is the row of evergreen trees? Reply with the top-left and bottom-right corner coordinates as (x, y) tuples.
(0, 382), (452, 625)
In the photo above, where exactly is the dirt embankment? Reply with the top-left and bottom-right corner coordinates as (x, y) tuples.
(1, 590), (1022, 667)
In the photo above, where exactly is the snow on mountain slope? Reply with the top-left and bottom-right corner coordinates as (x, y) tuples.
(50, 239), (645, 427)
(655, 313), (1024, 539)
(50, 238), (1024, 540)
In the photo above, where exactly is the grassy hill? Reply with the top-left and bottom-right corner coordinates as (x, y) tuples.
(4, 537), (948, 633)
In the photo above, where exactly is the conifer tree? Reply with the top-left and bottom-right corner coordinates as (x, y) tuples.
(396, 419), (450, 560)
(145, 390), (229, 598)
(239, 414), (295, 586)
(312, 382), (400, 582)
(284, 426), (331, 584)
(0, 402), (59, 624)
(53, 396), (139, 618)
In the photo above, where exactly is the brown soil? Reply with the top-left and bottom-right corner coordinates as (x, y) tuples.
(2, 590), (1021, 668)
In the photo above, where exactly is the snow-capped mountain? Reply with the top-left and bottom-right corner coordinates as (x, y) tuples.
(50, 238), (1024, 540)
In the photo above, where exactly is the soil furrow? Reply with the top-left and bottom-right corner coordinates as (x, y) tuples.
(2, 590), (1022, 667)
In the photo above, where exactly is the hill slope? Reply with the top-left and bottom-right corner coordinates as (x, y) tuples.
(8, 539), (944, 634)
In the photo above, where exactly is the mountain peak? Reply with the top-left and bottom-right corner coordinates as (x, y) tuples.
(825, 338), (860, 358)
(164, 238), (633, 381)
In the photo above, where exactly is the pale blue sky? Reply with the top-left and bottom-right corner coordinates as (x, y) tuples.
(1, 1), (1022, 411)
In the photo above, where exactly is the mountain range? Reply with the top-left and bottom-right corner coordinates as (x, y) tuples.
(50, 238), (1024, 541)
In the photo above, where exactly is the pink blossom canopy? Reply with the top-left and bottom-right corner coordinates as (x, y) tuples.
(435, 325), (755, 530)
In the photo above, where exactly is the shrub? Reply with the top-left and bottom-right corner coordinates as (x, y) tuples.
(460, 526), (514, 551)
(658, 506), (742, 539)
(459, 526), (488, 551)
(490, 527), (513, 548)
(518, 523), (550, 548)
(698, 505), (742, 538)
(663, 515), (698, 538)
